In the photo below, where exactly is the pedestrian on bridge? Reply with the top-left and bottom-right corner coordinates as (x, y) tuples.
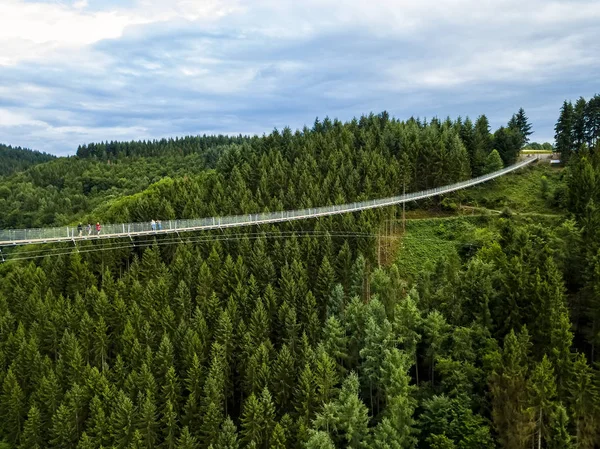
(96, 222), (101, 235)
(151, 219), (156, 231)
(157, 220), (162, 231)
(87, 223), (92, 235)
(77, 223), (83, 237)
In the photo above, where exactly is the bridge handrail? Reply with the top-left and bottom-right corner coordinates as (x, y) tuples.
(0, 157), (537, 246)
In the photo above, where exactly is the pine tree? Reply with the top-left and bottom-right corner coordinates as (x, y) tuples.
(199, 345), (227, 447)
(326, 284), (345, 319)
(160, 400), (178, 449)
(240, 393), (263, 447)
(423, 310), (449, 385)
(528, 355), (557, 449)
(161, 366), (182, 417)
(349, 254), (366, 300)
(336, 242), (353, 293)
(110, 390), (136, 449)
(392, 291), (421, 382)
(489, 328), (534, 449)
(555, 100), (575, 161)
(216, 417), (239, 449)
(567, 353), (597, 449)
(360, 315), (393, 413)
(19, 405), (43, 449)
(375, 348), (417, 448)
(50, 403), (78, 449)
(330, 372), (370, 448)
(93, 315), (109, 371)
(322, 316), (348, 376)
(314, 345), (339, 405)
(128, 430), (144, 449)
(86, 395), (109, 448)
(573, 97), (588, 147)
(136, 392), (158, 449)
(270, 423), (287, 449)
(547, 405), (574, 449)
(515, 108), (533, 145)
(177, 426), (199, 449)
(76, 432), (95, 449)
(315, 256), (336, 311)
(1, 368), (26, 444)
(260, 387), (276, 446)
(294, 363), (317, 433)
(271, 344), (295, 412)
(305, 430), (336, 449)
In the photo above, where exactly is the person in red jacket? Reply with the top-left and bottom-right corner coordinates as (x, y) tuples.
(96, 222), (101, 235)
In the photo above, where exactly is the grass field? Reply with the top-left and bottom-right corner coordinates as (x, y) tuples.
(394, 215), (492, 280)
(393, 163), (566, 281)
(457, 163), (565, 214)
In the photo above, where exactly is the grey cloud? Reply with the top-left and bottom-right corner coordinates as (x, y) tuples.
(1, 0), (599, 154)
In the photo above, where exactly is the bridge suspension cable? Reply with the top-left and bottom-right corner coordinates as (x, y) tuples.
(0, 157), (537, 248)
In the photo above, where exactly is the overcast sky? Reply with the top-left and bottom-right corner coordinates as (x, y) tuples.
(0, 0), (598, 155)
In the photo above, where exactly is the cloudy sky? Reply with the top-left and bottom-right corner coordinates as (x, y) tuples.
(0, 0), (598, 155)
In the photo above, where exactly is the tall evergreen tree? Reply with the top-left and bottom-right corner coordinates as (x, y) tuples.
(555, 100), (575, 161)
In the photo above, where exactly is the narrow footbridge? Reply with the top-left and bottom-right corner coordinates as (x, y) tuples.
(0, 157), (537, 248)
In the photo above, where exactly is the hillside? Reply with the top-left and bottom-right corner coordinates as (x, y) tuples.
(0, 111), (599, 449)
(0, 144), (55, 177)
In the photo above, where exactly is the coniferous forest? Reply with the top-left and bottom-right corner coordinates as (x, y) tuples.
(0, 103), (599, 449)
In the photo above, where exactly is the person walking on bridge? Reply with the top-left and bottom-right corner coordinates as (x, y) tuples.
(96, 222), (101, 236)
(151, 219), (156, 232)
(77, 223), (83, 237)
(87, 223), (92, 235)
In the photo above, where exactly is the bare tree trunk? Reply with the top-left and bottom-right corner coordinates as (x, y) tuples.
(538, 409), (542, 449)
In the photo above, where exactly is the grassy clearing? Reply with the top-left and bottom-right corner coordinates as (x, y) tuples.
(455, 163), (565, 214)
(394, 215), (493, 281)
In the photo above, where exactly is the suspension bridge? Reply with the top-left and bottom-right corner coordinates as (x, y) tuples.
(0, 157), (537, 249)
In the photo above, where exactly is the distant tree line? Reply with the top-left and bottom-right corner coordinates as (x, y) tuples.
(0, 144), (55, 177)
(76, 135), (249, 161)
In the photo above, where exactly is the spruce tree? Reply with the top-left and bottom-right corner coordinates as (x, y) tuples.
(271, 344), (295, 412)
(160, 400), (178, 449)
(270, 423), (287, 449)
(305, 430), (336, 449)
(110, 390), (136, 449)
(515, 108), (533, 145)
(528, 355), (557, 449)
(50, 403), (78, 449)
(177, 426), (199, 449)
(136, 392), (158, 449)
(547, 405), (574, 449)
(555, 100), (575, 161)
(240, 393), (263, 447)
(216, 417), (239, 449)
(19, 405), (43, 449)
(331, 372), (370, 448)
(1, 368), (26, 444)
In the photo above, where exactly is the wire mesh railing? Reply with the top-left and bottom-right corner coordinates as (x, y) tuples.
(0, 157), (537, 246)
